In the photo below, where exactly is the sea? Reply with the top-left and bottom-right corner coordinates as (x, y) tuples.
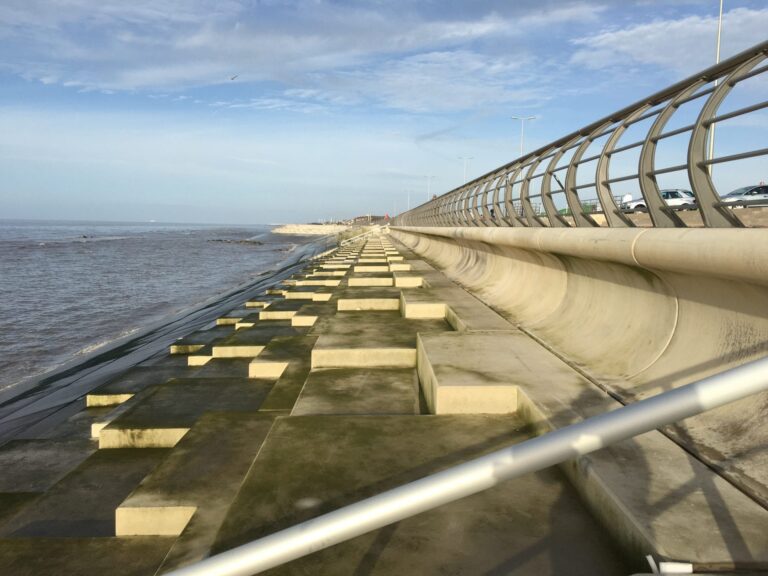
(0, 219), (323, 398)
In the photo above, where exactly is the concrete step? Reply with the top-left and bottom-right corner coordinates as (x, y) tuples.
(417, 331), (768, 569)
(169, 325), (233, 354)
(308, 311), (449, 369)
(0, 537), (174, 576)
(250, 336), (318, 411)
(0, 448), (168, 537)
(0, 438), (96, 494)
(336, 287), (402, 311)
(258, 299), (308, 320)
(347, 273), (394, 287)
(87, 365), (189, 407)
(292, 368), (421, 415)
(212, 415), (629, 575)
(115, 412), (272, 542)
(98, 377), (272, 448)
(215, 308), (251, 325)
(210, 323), (306, 358)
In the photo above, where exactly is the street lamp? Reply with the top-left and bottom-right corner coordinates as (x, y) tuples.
(708, 0), (724, 176)
(458, 156), (474, 183)
(424, 175), (436, 200)
(510, 115), (536, 158)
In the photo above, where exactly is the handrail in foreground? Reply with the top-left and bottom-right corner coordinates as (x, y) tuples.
(166, 356), (768, 576)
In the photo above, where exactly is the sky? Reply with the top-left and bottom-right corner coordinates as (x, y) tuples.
(0, 0), (766, 224)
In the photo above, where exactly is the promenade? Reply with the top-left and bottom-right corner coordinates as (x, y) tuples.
(0, 228), (765, 575)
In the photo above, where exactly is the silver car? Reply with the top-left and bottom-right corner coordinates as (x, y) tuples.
(620, 189), (696, 211)
(721, 185), (768, 206)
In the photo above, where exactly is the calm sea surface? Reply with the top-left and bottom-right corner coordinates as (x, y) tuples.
(0, 219), (316, 394)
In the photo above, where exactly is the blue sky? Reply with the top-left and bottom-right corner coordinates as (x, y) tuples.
(0, 0), (766, 224)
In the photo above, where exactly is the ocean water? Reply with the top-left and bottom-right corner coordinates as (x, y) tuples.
(0, 219), (319, 394)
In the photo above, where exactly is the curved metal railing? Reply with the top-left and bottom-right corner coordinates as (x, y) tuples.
(395, 40), (768, 228)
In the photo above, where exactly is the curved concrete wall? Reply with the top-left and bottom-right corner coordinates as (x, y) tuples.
(391, 226), (768, 505)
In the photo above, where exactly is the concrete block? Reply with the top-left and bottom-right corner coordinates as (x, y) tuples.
(416, 332), (529, 414)
(393, 272), (423, 287)
(212, 415), (628, 574)
(347, 276), (393, 287)
(389, 263), (412, 271)
(211, 344), (264, 358)
(248, 361), (289, 379)
(401, 292), (447, 319)
(354, 265), (389, 272)
(98, 378), (272, 449)
(292, 368), (420, 415)
(311, 335), (416, 368)
(0, 438), (96, 493)
(0, 449), (169, 538)
(100, 427), (190, 449)
(337, 297), (400, 311)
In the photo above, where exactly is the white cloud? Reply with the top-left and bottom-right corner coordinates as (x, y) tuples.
(570, 7), (768, 76)
(0, 0), (605, 114)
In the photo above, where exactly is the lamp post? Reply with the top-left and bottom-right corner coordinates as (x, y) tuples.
(424, 175), (435, 201)
(708, 0), (724, 176)
(510, 115), (536, 158)
(458, 157), (474, 183)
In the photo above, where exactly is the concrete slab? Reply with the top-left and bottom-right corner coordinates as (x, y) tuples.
(416, 262), (515, 332)
(347, 274), (394, 287)
(213, 415), (628, 575)
(116, 412), (274, 541)
(293, 279), (341, 287)
(312, 334), (416, 368)
(169, 325), (233, 354)
(0, 537), (174, 576)
(259, 299), (307, 320)
(400, 289), (447, 319)
(0, 448), (168, 537)
(307, 270), (347, 277)
(292, 368), (420, 415)
(0, 438), (96, 492)
(87, 365), (188, 407)
(393, 271), (423, 287)
(417, 332), (530, 414)
(388, 263), (412, 271)
(353, 265), (389, 273)
(99, 378), (272, 448)
(308, 311), (449, 369)
(256, 336), (318, 411)
(513, 363), (768, 569)
(0, 494), (38, 530)
(310, 311), (450, 340)
(211, 323), (305, 358)
(336, 287), (402, 311)
(191, 358), (252, 378)
(18, 402), (113, 441)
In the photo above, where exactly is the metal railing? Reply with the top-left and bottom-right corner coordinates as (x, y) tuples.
(395, 40), (768, 229)
(166, 356), (768, 576)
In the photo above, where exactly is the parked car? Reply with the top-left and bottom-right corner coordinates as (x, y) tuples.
(721, 185), (768, 206)
(620, 189), (696, 210)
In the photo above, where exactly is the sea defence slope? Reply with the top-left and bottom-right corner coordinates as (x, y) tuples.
(272, 224), (349, 235)
(390, 225), (768, 510)
(0, 228), (766, 575)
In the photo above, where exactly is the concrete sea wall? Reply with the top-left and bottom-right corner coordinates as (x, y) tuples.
(391, 226), (768, 506)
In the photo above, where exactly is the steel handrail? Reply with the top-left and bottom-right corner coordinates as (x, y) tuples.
(394, 39), (768, 228)
(166, 356), (768, 576)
